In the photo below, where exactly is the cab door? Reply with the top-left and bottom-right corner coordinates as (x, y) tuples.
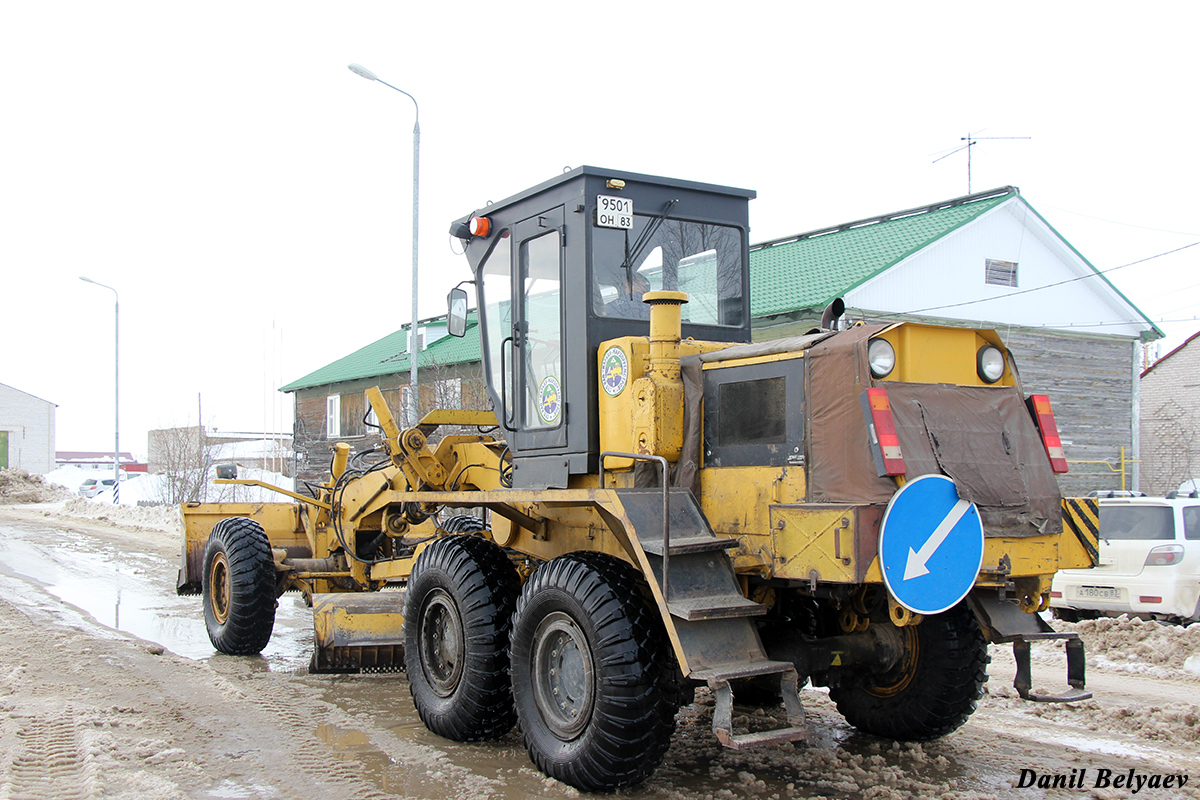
(510, 207), (567, 453)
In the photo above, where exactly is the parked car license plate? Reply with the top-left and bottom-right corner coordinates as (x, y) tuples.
(1077, 586), (1121, 600)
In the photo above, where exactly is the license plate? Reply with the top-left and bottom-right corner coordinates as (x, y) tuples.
(1077, 586), (1121, 600)
(596, 195), (633, 229)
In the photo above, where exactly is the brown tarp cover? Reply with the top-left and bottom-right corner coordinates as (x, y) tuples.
(806, 325), (1061, 538)
(652, 324), (1060, 538)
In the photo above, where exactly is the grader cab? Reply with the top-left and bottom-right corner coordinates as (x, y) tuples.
(178, 167), (1099, 792)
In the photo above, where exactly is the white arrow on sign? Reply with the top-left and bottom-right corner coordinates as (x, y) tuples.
(903, 498), (973, 580)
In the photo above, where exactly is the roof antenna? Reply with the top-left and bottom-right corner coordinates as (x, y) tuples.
(933, 132), (1030, 193)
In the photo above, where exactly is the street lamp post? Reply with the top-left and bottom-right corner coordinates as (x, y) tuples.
(79, 276), (120, 504)
(348, 63), (421, 427)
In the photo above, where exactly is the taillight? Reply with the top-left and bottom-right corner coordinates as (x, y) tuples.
(1026, 394), (1069, 473)
(861, 387), (906, 476)
(1144, 544), (1184, 566)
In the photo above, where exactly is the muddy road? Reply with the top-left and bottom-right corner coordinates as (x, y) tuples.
(1, 503), (1198, 800)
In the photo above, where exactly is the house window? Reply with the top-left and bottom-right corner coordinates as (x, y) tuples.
(364, 393), (379, 432)
(326, 395), (340, 438)
(985, 258), (1018, 287)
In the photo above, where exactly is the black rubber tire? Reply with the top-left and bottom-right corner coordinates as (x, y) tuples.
(828, 601), (988, 741)
(1051, 607), (1082, 623)
(404, 535), (519, 741)
(202, 517), (277, 655)
(440, 514), (487, 534)
(510, 552), (679, 793)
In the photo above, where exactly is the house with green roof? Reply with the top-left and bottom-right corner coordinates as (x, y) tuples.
(282, 185), (1160, 494)
(749, 185), (1162, 494)
(280, 314), (485, 484)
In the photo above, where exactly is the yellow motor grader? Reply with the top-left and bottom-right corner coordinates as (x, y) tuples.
(177, 167), (1100, 792)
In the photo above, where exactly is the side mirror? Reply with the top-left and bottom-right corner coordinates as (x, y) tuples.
(447, 287), (469, 338)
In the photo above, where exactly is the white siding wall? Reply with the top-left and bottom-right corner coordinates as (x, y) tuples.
(1140, 338), (1200, 495)
(0, 383), (56, 473)
(846, 200), (1147, 338)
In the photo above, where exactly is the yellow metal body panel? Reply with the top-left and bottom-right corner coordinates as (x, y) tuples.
(598, 337), (731, 469)
(876, 324), (1014, 387)
(769, 505), (885, 584)
(698, 466), (806, 535)
(1060, 497), (1101, 569)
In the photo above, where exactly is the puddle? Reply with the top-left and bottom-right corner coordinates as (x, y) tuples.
(0, 517), (313, 672)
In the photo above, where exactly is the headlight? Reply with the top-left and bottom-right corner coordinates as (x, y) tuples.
(868, 338), (896, 379)
(977, 345), (1005, 383)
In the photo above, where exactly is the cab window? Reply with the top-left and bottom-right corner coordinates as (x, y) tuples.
(592, 217), (743, 326)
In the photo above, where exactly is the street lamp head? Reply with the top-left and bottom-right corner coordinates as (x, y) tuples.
(348, 63), (378, 81)
(79, 276), (98, 285)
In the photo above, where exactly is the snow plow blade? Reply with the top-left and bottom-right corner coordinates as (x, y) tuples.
(309, 592), (406, 674)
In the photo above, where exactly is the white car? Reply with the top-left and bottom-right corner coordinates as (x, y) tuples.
(1051, 495), (1200, 624)
(79, 477), (117, 498)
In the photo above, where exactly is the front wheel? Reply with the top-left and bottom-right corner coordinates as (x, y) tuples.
(829, 601), (988, 740)
(510, 553), (679, 793)
(404, 535), (519, 741)
(202, 517), (277, 655)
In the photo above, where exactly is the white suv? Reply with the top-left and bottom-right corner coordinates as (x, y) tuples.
(1051, 496), (1200, 624)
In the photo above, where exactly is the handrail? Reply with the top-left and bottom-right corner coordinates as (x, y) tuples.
(599, 451), (672, 603)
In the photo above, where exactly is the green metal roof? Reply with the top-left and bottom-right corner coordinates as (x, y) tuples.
(280, 316), (482, 393)
(749, 188), (1014, 317)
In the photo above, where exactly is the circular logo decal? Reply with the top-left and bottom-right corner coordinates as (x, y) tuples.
(601, 346), (629, 397)
(538, 376), (562, 424)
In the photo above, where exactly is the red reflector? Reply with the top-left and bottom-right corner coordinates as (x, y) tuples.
(862, 387), (906, 476)
(1027, 394), (1069, 473)
(1139, 596), (1162, 604)
(1050, 591), (1062, 598)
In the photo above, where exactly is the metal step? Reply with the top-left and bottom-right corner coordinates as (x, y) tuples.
(669, 594), (768, 621)
(704, 662), (809, 750)
(640, 535), (739, 556)
(614, 489), (810, 748)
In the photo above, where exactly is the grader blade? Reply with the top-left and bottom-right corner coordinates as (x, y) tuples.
(310, 592), (406, 673)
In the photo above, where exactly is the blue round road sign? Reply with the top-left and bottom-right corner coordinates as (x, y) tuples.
(879, 474), (984, 615)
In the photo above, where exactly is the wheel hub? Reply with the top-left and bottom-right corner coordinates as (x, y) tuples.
(419, 589), (465, 697)
(208, 552), (231, 625)
(531, 611), (594, 739)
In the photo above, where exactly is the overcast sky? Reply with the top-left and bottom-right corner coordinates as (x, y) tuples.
(4, 2), (1198, 457)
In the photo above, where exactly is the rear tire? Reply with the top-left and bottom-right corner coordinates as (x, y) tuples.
(510, 553), (678, 793)
(404, 535), (519, 741)
(202, 517), (276, 655)
(440, 514), (487, 534)
(829, 601), (988, 740)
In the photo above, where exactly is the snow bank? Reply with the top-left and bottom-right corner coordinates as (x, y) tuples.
(1038, 615), (1200, 679)
(43, 464), (294, 506)
(0, 468), (75, 504)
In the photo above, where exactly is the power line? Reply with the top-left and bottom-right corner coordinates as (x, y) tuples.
(902, 241), (1200, 316)
(1037, 203), (1200, 237)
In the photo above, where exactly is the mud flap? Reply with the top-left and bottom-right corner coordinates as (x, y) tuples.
(309, 592), (406, 674)
(967, 591), (1092, 703)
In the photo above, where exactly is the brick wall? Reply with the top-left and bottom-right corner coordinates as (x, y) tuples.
(1139, 337), (1200, 495)
(0, 384), (55, 473)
